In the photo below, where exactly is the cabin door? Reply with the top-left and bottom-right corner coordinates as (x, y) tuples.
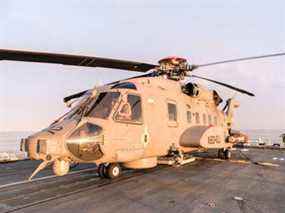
(112, 93), (145, 162)
(166, 100), (180, 144)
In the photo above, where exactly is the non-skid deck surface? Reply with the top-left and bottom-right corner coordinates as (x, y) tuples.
(0, 148), (284, 213)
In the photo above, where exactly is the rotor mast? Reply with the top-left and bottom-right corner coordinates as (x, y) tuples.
(156, 56), (192, 80)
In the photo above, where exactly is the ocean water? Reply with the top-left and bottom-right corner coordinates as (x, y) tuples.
(0, 129), (284, 153)
(0, 131), (33, 153)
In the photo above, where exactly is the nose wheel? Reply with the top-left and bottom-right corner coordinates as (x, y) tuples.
(98, 163), (121, 179)
(53, 159), (70, 176)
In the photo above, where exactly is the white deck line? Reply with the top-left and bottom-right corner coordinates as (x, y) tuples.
(0, 167), (97, 189)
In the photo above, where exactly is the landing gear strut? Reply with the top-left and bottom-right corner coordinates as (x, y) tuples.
(98, 163), (121, 179)
(218, 149), (231, 159)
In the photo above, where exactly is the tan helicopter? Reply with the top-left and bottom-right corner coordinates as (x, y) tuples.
(1, 49), (284, 180)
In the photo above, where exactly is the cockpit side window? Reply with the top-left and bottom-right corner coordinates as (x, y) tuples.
(87, 92), (120, 119)
(115, 94), (142, 123)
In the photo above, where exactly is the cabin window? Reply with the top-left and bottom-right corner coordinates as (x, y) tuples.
(195, 112), (200, 124)
(208, 115), (212, 125)
(87, 92), (120, 119)
(168, 103), (177, 121)
(203, 113), (207, 125)
(187, 111), (192, 123)
(214, 116), (218, 126)
(115, 94), (142, 122)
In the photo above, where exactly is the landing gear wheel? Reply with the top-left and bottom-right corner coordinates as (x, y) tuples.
(98, 164), (107, 178)
(224, 149), (231, 159)
(218, 149), (224, 159)
(106, 163), (121, 179)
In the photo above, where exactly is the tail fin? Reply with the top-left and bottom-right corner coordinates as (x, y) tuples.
(224, 98), (240, 129)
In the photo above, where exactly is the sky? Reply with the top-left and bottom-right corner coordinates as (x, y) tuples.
(0, 0), (284, 131)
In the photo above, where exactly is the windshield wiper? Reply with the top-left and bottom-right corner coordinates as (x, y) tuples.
(47, 129), (55, 135)
(76, 97), (94, 125)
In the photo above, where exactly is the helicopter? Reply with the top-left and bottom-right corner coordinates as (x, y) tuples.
(1, 49), (284, 180)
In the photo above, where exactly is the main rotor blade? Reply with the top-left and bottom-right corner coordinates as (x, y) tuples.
(0, 49), (157, 72)
(193, 52), (285, 69)
(63, 90), (89, 103)
(189, 74), (255, 97)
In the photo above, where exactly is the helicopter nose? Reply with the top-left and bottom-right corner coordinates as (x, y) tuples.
(66, 123), (104, 161)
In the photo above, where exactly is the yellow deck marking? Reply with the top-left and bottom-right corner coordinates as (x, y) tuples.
(195, 157), (280, 167)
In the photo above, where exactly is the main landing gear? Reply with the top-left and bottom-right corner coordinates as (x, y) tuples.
(218, 148), (231, 159)
(98, 163), (121, 179)
(158, 148), (196, 166)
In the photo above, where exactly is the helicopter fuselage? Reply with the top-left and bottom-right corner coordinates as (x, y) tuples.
(22, 76), (238, 176)
(1, 48), (279, 179)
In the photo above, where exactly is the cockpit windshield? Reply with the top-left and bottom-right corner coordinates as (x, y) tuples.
(50, 92), (92, 125)
(86, 92), (120, 119)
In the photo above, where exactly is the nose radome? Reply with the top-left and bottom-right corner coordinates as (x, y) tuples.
(65, 123), (104, 161)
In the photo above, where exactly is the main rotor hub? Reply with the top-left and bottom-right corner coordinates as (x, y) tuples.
(157, 56), (191, 80)
(158, 56), (187, 65)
